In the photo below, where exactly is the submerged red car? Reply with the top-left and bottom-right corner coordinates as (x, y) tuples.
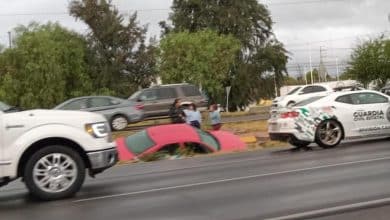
(116, 124), (246, 161)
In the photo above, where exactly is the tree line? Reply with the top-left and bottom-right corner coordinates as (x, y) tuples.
(1, 0), (386, 110)
(0, 0), (288, 110)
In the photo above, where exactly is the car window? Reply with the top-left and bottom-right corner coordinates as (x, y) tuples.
(286, 87), (301, 95)
(182, 85), (201, 96)
(139, 89), (158, 101)
(311, 86), (327, 92)
(61, 99), (88, 110)
(89, 97), (117, 108)
(125, 130), (155, 155)
(195, 129), (220, 151)
(335, 94), (353, 104)
(0, 101), (11, 111)
(295, 96), (325, 106)
(301, 86), (313, 94)
(157, 88), (177, 99)
(350, 93), (389, 105)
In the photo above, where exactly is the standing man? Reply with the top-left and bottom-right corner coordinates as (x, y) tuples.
(169, 99), (186, 123)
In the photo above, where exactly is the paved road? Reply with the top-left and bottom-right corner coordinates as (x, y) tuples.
(1, 139), (390, 220)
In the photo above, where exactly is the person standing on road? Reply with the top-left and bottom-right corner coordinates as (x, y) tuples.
(169, 99), (185, 124)
(209, 104), (222, 130)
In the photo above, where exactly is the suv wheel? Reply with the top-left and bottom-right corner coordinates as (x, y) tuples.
(111, 115), (128, 131)
(23, 145), (85, 200)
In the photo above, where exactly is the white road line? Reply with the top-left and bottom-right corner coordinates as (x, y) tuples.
(265, 197), (390, 220)
(73, 156), (390, 203)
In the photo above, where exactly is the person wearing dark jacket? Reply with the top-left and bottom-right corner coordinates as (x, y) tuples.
(169, 99), (186, 124)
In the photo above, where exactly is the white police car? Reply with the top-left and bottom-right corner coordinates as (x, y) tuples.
(272, 84), (333, 108)
(268, 90), (390, 148)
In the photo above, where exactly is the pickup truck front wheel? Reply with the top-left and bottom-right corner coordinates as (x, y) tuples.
(24, 145), (85, 200)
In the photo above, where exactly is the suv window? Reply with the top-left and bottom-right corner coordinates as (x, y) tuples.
(61, 99), (88, 110)
(350, 92), (389, 105)
(89, 97), (116, 108)
(157, 88), (177, 99)
(139, 89), (158, 101)
(182, 85), (201, 96)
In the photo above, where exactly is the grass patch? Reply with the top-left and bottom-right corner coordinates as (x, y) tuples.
(222, 120), (268, 134)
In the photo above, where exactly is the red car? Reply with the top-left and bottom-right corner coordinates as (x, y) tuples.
(116, 124), (246, 161)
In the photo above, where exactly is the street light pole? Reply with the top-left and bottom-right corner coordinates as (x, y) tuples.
(7, 31), (12, 48)
(336, 57), (340, 81)
(309, 44), (313, 84)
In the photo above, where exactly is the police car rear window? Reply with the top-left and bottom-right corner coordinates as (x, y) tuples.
(295, 96), (325, 106)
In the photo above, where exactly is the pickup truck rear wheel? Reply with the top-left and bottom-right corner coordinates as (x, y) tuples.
(23, 145), (85, 200)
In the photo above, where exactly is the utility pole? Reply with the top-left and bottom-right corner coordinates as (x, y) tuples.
(319, 46), (328, 82)
(309, 44), (313, 84)
(303, 65), (307, 85)
(7, 31), (12, 48)
(336, 57), (340, 81)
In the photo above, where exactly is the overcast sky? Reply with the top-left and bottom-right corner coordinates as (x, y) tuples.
(0, 0), (389, 77)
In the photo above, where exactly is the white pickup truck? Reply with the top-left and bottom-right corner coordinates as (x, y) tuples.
(0, 101), (118, 200)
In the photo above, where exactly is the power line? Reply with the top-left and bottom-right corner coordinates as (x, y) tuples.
(268, 0), (346, 6)
(0, 8), (170, 17)
(289, 47), (354, 52)
(0, 0), (351, 17)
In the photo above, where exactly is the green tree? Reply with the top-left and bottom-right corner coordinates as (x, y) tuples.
(304, 69), (320, 84)
(0, 23), (91, 109)
(161, 0), (288, 109)
(159, 30), (241, 103)
(69, 0), (158, 97)
(346, 36), (390, 88)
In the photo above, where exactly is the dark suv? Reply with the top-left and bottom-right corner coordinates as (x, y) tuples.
(381, 85), (390, 96)
(129, 83), (208, 118)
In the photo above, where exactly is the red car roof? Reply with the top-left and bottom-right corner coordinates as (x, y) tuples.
(147, 124), (201, 144)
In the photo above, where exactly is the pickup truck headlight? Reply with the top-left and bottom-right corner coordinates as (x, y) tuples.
(85, 122), (109, 138)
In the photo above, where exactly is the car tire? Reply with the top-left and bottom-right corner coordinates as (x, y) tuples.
(288, 137), (310, 148)
(111, 115), (128, 131)
(315, 120), (343, 149)
(23, 145), (85, 201)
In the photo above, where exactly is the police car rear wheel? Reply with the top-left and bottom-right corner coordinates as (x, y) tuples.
(315, 120), (343, 149)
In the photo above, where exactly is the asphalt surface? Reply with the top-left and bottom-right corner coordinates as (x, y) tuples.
(1, 138), (390, 220)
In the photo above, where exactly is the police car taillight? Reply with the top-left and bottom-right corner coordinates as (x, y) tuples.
(281, 111), (299, 118)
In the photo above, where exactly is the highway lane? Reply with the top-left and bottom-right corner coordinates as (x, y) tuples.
(1, 138), (390, 220)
